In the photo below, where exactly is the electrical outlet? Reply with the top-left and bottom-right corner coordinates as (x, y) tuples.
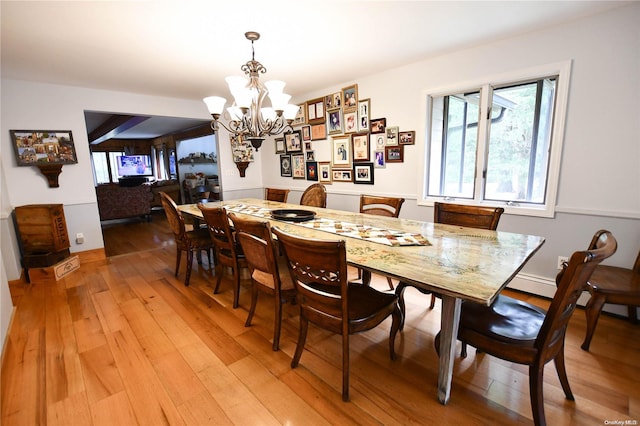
(76, 233), (85, 244)
(557, 256), (569, 269)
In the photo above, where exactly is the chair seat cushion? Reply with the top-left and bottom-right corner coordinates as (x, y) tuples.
(251, 256), (295, 291)
(461, 295), (546, 344)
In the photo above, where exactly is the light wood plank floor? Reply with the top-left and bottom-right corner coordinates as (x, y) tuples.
(3, 214), (639, 425)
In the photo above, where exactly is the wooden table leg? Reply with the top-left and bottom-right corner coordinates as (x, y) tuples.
(438, 295), (462, 404)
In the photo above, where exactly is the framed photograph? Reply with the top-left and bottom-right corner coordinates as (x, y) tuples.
(353, 162), (374, 185)
(231, 135), (254, 162)
(342, 84), (358, 111)
(399, 130), (415, 145)
(370, 118), (386, 134)
(306, 161), (318, 181)
(11, 130), (78, 166)
(332, 169), (353, 182)
(386, 126), (399, 146)
(326, 92), (342, 109)
(311, 123), (327, 140)
(357, 98), (370, 132)
(280, 154), (292, 177)
(385, 145), (404, 163)
(285, 130), (303, 153)
(274, 137), (286, 154)
(292, 103), (307, 126)
(292, 154), (306, 179)
(306, 97), (325, 125)
(301, 125), (311, 141)
(344, 110), (358, 133)
(374, 150), (386, 168)
(306, 150), (315, 161)
(373, 133), (386, 149)
(327, 108), (343, 135)
(352, 133), (370, 162)
(332, 135), (352, 167)
(319, 161), (332, 184)
(304, 141), (312, 151)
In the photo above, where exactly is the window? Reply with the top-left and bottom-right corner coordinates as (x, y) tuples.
(422, 62), (571, 217)
(90, 151), (124, 184)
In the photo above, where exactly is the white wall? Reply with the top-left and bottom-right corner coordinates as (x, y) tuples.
(261, 3), (640, 282)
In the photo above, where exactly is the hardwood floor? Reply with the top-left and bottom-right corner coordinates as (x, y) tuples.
(3, 215), (639, 425)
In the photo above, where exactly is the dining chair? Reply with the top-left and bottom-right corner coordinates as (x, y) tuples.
(434, 229), (617, 426)
(197, 203), (247, 308)
(228, 212), (297, 351)
(357, 194), (405, 289)
(395, 202), (504, 326)
(272, 226), (401, 402)
(265, 188), (290, 203)
(581, 243), (640, 351)
(159, 192), (214, 286)
(299, 183), (327, 208)
(189, 185), (212, 204)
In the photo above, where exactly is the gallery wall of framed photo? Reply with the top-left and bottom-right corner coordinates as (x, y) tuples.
(279, 83), (415, 185)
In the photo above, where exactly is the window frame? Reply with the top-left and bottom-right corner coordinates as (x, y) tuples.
(418, 61), (572, 218)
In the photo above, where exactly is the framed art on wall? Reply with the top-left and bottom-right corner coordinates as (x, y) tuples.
(352, 133), (370, 162)
(399, 130), (415, 145)
(370, 118), (386, 134)
(332, 135), (352, 168)
(319, 161), (332, 184)
(292, 154), (306, 179)
(327, 108), (343, 135)
(280, 154), (292, 177)
(11, 130), (78, 166)
(353, 162), (374, 184)
(292, 103), (307, 126)
(285, 130), (303, 153)
(306, 97), (325, 125)
(344, 110), (358, 133)
(332, 169), (353, 182)
(374, 150), (386, 168)
(385, 145), (404, 163)
(311, 123), (327, 140)
(385, 126), (399, 146)
(302, 125), (311, 141)
(306, 161), (318, 181)
(342, 84), (358, 111)
(275, 137), (286, 154)
(357, 98), (370, 132)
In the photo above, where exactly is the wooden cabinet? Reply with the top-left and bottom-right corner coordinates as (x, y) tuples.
(14, 204), (70, 269)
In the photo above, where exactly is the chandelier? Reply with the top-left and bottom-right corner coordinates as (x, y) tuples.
(203, 31), (300, 151)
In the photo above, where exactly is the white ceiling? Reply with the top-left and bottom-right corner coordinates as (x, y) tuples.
(2, 1), (627, 100)
(1, 1), (628, 139)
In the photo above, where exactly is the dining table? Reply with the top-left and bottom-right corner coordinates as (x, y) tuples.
(178, 198), (545, 405)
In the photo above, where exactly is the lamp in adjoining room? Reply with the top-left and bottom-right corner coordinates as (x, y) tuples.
(203, 31), (299, 151)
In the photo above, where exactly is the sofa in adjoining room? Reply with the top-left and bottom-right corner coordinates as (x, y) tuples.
(148, 179), (181, 209)
(95, 183), (153, 221)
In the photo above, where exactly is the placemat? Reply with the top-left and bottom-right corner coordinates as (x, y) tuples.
(225, 204), (430, 247)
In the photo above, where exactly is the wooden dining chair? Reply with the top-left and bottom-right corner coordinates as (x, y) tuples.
(228, 212), (297, 351)
(272, 226), (401, 402)
(264, 188), (290, 203)
(395, 202), (504, 326)
(300, 183), (327, 208)
(581, 244), (640, 351)
(434, 229), (617, 426)
(358, 194), (405, 289)
(198, 203), (247, 308)
(159, 192), (214, 286)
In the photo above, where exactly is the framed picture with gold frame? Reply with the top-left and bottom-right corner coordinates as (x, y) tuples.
(342, 84), (358, 112)
(306, 97), (325, 125)
(352, 133), (370, 162)
(292, 154), (306, 179)
(357, 98), (370, 132)
(311, 123), (327, 140)
(344, 110), (358, 133)
(332, 135), (352, 167)
(332, 168), (353, 182)
(292, 103), (307, 126)
(318, 161), (332, 184)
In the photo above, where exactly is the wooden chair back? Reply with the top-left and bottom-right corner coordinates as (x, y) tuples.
(159, 191), (186, 241)
(265, 188), (290, 203)
(300, 183), (327, 208)
(198, 203), (245, 308)
(228, 212), (279, 283)
(359, 195), (405, 218)
(189, 185), (211, 203)
(434, 202), (504, 230)
(272, 227), (348, 333)
(539, 230), (617, 354)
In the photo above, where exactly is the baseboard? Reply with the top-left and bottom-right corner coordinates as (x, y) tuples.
(508, 273), (631, 317)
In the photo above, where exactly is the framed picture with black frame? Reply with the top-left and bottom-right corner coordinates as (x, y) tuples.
(353, 162), (374, 184)
(280, 154), (292, 177)
(306, 161), (318, 181)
